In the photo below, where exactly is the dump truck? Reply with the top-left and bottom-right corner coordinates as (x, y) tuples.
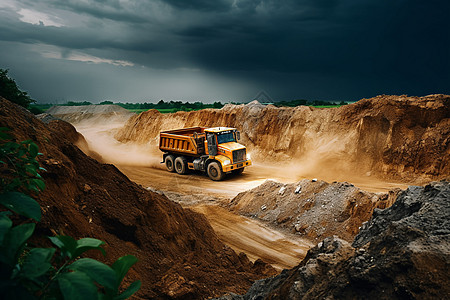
(159, 127), (251, 180)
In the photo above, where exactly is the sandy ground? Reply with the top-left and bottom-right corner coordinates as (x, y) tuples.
(74, 122), (410, 270)
(191, 205), (314, 270)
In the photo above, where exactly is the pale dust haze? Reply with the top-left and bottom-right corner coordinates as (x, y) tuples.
(75, 120), (163, 168)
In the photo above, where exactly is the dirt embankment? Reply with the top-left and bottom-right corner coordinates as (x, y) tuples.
(45, 104), (134, 125)
(221, 180), (450, 300)
(0, 98), (275, 299)
(227, 179), (400, 243)
(115, 94), (450, 182)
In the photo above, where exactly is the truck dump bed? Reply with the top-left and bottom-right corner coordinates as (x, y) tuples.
(159, 127), (206, 156)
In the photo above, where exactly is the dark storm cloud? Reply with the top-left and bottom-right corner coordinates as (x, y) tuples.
(0, 0), (448, 101)
(164, 0), (232, 12)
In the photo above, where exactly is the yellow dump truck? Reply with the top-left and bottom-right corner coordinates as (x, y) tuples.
(159, 127), (251, 180)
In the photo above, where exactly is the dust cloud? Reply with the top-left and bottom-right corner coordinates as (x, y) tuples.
(75, 120), (163, 168)
(75, 120), (408, 195)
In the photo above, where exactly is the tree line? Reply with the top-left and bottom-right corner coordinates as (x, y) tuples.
(0, 67), (347, 114)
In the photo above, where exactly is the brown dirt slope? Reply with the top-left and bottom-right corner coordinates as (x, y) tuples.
(0, 98), (273, 299)
(227, 179), (400, 242)
(220, 180), (450, 300)
(115, 94), (450, 181)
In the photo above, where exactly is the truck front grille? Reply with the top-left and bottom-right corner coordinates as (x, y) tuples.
(232, 149), (246, 163)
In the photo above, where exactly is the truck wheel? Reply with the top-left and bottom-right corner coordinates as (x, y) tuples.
(232, 168), (244, 175)
(165, 155), (175, 172)
(207, 162), (224, 181)
(174, 156), (188, 174)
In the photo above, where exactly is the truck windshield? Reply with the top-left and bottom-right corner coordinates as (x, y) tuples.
(217, 132), (235, 144)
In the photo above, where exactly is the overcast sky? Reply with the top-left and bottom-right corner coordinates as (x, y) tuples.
(0, 0), (449, 103)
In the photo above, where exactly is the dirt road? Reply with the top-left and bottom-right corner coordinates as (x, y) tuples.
(191, 205), (314, 270)
(118, 163), (409, 200)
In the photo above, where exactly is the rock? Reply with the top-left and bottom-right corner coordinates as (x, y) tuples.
(229, 179), (391, 242)
(294, 223), (308, 233)
(83, 184), (91, 192)
(222, 181), (450, 299)
(36, 113), (59, 124)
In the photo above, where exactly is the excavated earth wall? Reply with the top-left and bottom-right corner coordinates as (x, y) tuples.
(115, 94), (450, 181)
(0, 98), (275, 299)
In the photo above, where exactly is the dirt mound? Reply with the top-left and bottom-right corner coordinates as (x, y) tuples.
(0, 98), (274, 299)
(220, 180), (450, 300)
(46, 104), (134, 125)
(227, 179), (400, 242)
(115, 94), (450, 181)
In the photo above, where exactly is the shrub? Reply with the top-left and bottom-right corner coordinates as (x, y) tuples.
(0, 127), (140, 299)
(0, 69), (35, 108)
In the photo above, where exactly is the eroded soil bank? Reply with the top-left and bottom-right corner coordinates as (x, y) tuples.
(115, 94), (450, 182)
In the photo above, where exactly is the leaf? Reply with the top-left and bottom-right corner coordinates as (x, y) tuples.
(114, 280), (141, 300)
(25, 165), (38, 176)
(49, 236), (106, 259)
(29, 143), (39, 158)
(0, 192), (41, 221)
(0, 211), (12, 244)
(1, 223), (35, 265)
(111, 255), (138, 287)
(74, 238), (106, 258)
(21, 248), (56, 279)
(49, 236), (77, 259)
(69, 258), (116, 290)
(31, 179), (46, 191)
(57, 271), (98, 300)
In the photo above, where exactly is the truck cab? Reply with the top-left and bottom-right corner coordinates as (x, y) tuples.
(203, 127), (251, 173)
(159, 126), (252, 180)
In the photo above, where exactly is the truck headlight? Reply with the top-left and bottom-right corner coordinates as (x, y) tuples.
(246, 154), (251, 160)
(223, 159), (231, 166)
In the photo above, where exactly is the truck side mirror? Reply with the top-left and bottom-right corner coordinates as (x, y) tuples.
(236, 131), (241, 140)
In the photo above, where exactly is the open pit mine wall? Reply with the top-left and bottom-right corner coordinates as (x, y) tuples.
(115, 94), (449, 180)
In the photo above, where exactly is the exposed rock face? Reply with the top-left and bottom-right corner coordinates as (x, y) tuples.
(115, 94), (450, 181)
(220, 181), (450, 299)
(228, 179), (400, 242)
(0, 98), (273, 299)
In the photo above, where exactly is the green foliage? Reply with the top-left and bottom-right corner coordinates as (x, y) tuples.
(37, 100), (225, 113)
(115, 99), (224, 112)
(28, 106), (45, 115)
(0, 192), (41, 221)
(0, 129), (140, 299)
(0, 127), (45, 195)
(66, 101), (92, 106)
(274, 99), (345, 108)
(0, 69), (35, 108)
(99, 100), (114, 105)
